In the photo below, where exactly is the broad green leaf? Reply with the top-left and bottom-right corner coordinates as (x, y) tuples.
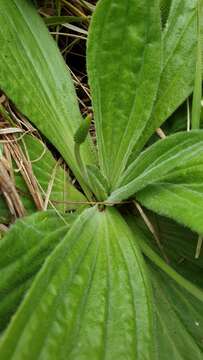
(127, 212), (203, 300)
(152, 0), (197, 136)
(126, 215), (203, 358)
(0, 207), (154, 359)
(143, 214), (203, 286)
(154, 215), (203, 270)
(0, 134), (86, 223)
(136, 182), (203, 235)
(0, 210), (74, 332)
(109, 131), (203, 203)
(127, 211), (203, 284)
(129, 0), (198, 162)
(134, 223), (203, 302)
(87, 0), (162, 187)
(150, 264), (203, 359)
(0, 0), (94, 194)
(144, 219), (203, 357)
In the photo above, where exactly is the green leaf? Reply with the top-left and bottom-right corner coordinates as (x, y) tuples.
(74, 115), (92, 145)
(86, 165), (109, 201)
(129, 210), (203, 286)
(0, 0), (94, 193)
(87, 0), (162, 187)
(142, 214), (203, 286)
(0, 210), (74, 332)
(129, 0), (198, 162)
(0, 207), (154, 359)
(154, 215), (203, 270)
(150, 264), (203, 359)
(131, 222), (203, 302)
(153, 0), (197, 131)
(126, 215), (203, 358)
(136, 182), (203, 234)
(109, 131), (203, 203)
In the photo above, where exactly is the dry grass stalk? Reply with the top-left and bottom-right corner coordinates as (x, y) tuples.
(156, 127), (166, 139)
(3, 143), (15, 184)
(134, 200), (169, 263)
(43, 158), (62, 210)
(0, 128), (24, 135)
(0, 156), (26, 218)
(195, 234), (202, 259)
(5, 134), (44, 211)
(0, 223), (8, 233)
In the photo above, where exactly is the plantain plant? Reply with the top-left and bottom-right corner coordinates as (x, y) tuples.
(0, 0), (203, 359)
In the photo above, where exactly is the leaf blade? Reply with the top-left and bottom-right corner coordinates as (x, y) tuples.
(136, 182), (203, 234)
(87, 0), (162, 186)
(129, 0), (198, 161)
(151, 265), (203, 359)
(109, 131), (203, 203)
(0, 210), (73, 332)
(126, 216), (203, 358)
(0, 0), (94, 192)
(0, 207), (154, 359)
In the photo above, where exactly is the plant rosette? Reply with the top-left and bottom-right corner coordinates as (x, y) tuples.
(0, 0), (202, 359)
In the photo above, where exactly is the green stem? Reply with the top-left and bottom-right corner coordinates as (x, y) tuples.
(74, 143), (85, 175)
(74, 142), (93, 202)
